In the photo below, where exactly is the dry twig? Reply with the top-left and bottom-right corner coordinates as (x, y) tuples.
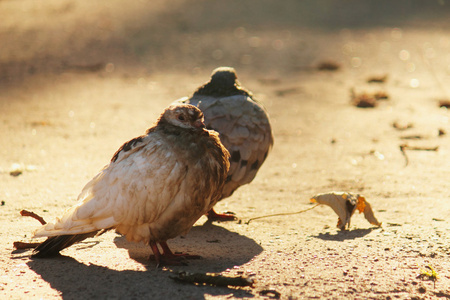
(170, 271), (254, 287)
(245, 204), (320, 224)
(20, 209), (47, 225)
(13, 242), (41, 250)
(399, 144), (439, 166)
(13, 210), (47, 250)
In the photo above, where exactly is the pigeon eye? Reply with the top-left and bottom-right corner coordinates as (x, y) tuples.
(177, 115), (185, 121)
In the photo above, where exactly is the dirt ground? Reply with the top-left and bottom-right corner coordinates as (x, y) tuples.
(1, 1), (450, 299)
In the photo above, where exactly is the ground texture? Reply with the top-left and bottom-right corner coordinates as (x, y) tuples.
(1, 1), (449, 299)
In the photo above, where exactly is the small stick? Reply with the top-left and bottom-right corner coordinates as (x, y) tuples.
(399, 144), (409, 166)
(400, 144), (439, 167)
(13, 241), (41, 250)
(170, 271), (254, 287)
(403, 146), (438, 151)
(13, 210), (47, 250)
(245, 204), (320, 224)
(20, 209), (47, 225)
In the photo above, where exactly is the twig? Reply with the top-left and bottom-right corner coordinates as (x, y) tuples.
(245, 204), (320, 224)
(403, 146), (438, 151)
(13, 241), (41, 250)
(13, 210), (47, 250)
(169, 271), (254, 287)
(400, 144), (439, 167)
(20, 209), (47, 225)
(399, 144), (409, 166)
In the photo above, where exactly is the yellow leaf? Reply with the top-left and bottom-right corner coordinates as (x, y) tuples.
(356, 196), (366, 213)
(310, 192), (381, 230)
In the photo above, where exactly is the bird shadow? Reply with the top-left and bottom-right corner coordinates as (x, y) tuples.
(312, 228), (375, 241)
(26, 223), (262, 299)
(114, 222), (263, 273)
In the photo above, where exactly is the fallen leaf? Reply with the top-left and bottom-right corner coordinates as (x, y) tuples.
(367, 74), (388, 83)
(351, 93), (377, 108)
(310, 192), (382, 230)
(10, 170), (22, 177)
(317, 61), (340, 71)
(362, 200), (381, 227)
(439, 100), (450, 108)
(350, 89), (389, 108)
(392, 121), (414, 131)
(373, 91), (389, 100)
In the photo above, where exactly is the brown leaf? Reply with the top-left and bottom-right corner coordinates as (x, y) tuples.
(439, 100), (450, 108)
(317, 61), (340, 71)
(351, 93), (377, 108)
(367, 74), (388, 83)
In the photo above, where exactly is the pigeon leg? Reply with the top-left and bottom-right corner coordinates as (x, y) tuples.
(160, 241), (201, 262)
(206, 208), (237, 221)
(149, 241), (162, 266)
(149, 241), (201, 266)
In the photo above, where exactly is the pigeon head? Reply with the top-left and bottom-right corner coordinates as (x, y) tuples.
(210, 67), (238, 88)
(193, 66), (250, 97)
(161, 104), (205, 129)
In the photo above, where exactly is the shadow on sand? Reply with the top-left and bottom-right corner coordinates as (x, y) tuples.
(313, 228), (376, 241)
(26, 222), (262, 299)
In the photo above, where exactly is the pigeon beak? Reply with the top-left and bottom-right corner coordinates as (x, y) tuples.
(194, 120), (206, 128)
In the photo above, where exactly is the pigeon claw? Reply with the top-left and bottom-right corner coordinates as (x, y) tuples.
(149, 241), (201, 267)
(206, 208), (237, 222)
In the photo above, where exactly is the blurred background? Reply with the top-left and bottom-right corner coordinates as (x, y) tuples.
(2, 0), (450, 89)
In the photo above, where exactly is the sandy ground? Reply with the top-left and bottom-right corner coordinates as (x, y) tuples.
(1, 1), (450, 299)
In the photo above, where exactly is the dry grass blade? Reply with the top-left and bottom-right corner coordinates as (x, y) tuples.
(245, 204), (320, 224)
(400, 144), (439, 166)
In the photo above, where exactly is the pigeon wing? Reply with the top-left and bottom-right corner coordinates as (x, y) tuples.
(33, 133), (187, 243)
(184, 95), (273, 198)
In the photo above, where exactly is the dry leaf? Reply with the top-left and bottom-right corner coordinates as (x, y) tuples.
(317, 61), (340, 71)
(310, 192), (382, 230)
(362, 200), (381, 227)
(373, 91), (389, 100)
(439, 100), (450, 108)
(367, 74), (388, 83)
(351, 93), (377, 108)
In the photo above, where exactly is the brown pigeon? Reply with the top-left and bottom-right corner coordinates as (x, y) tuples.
(31, 104), (230, 266)
(178, 67), (273, 221)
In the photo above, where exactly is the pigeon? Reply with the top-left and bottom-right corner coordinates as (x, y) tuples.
(177, 67), (273, 221)
(31, 104), (230, 266)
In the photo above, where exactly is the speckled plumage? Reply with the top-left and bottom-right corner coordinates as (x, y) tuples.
(178, 67), (273, 206)
(32, 104), (230, 262)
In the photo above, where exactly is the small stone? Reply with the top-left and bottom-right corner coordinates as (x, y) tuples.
(418, 286), (426, 293)
(10, 170), (22, 177)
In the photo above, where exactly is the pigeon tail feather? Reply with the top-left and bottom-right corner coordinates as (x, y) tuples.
(32, 231), (99, 258)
